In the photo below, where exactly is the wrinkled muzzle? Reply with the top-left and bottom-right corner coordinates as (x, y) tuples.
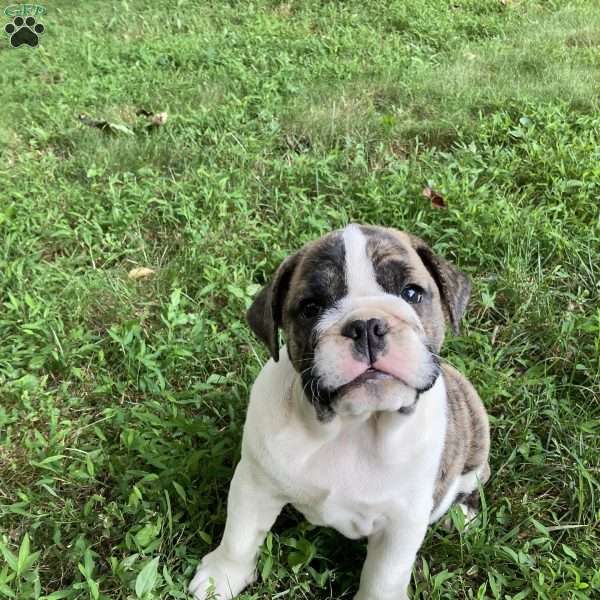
(306, 295), (440, 416)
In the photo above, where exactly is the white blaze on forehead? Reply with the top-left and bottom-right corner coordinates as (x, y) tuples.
(342, 224), (381, 297)
(314, 225), (420, 337)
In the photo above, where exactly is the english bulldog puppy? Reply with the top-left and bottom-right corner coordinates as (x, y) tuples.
(189, 224), (490, 600)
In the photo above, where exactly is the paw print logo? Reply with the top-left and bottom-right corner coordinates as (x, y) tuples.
(5, 15), (44, 48)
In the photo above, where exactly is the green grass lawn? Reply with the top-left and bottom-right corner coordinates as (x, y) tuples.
(1, 0), (599, 598)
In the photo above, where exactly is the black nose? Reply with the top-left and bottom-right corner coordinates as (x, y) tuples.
(341, 318), (389, 362)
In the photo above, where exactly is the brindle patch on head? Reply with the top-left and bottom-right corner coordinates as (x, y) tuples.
(281, 231), (347, 419)
(360, 226), (447, 352)
(362, 226), (413, 296)
(283, 231), (347, 371)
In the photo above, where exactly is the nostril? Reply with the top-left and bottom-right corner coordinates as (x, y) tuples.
(369, 318), (388, 338)
(341, 320), (367, 341)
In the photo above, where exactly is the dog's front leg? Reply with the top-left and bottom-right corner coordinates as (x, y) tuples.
(354, 510), (430, 600)
(188, 459), (285, 600)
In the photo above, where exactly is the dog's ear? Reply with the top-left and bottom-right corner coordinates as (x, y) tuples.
(410, 236), (471, 334)
(246, 252), (301, 361)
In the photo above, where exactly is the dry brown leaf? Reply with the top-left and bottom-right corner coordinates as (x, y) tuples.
(136, 109), (168, 129)
(150, 111), (168, 126)
(128, 267), (156, 280)
(78, 113), (134, 136)
(422, 186), (447, 209)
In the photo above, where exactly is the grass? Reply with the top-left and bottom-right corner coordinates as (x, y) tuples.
(0, 0), (599, 598)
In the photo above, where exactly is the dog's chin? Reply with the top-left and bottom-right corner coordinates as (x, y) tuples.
(302, 360), (440, 420)
(331, 372), (418, 416)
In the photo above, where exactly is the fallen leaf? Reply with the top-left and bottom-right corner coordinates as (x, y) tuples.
(78, 113), (134, 135)
(136, 109), (168, 130)
(128, 267), (156, 280)
(150, 111), (168, 126)
(422, 186), (447, 209)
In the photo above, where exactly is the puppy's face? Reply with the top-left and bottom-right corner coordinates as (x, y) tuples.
(247, 225), (470, 419)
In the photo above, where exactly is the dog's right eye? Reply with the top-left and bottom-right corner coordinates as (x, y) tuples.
(299, 301), (322, 319)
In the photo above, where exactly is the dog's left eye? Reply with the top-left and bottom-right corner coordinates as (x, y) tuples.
(401, 285), (424, 304)
(300, 301), (323, 319)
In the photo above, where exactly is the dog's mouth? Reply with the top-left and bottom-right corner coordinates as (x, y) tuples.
(335, 367), (398, 395)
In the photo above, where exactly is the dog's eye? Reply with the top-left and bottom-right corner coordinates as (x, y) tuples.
(401, 285), (424, 304)
(300, 301), (323, 319)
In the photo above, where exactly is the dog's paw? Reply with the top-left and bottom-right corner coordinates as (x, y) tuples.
(188, 550), (255, 600)
(440, 501), (480, 532)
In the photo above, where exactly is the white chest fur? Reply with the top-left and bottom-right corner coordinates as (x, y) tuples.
(242, 351), (448, 540)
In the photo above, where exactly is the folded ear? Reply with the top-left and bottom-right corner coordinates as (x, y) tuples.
(246, 252), (301, 361)
(411, 236), (471, 334)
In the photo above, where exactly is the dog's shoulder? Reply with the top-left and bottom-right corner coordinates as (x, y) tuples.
(441, 363), (489, 458)
(442, 363), (489, 454)
(433, 364), (490, 503)
(441, 364), (486, 423)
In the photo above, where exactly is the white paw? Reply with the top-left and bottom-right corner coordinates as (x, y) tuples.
(441, 503), (479, 531)
(188, 550), (256, 600)
(459, 502), (479, 523)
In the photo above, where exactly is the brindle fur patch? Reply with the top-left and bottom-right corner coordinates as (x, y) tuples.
(433, 363), (491, 513)
(363, 227), (449, 352)
(281, 232), (347, 417)
(283, 232), (347, 366)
